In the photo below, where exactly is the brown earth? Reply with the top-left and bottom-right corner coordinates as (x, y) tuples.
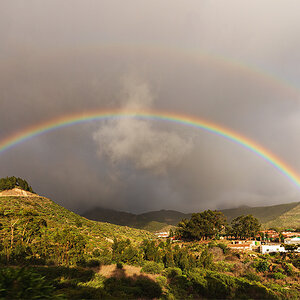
(98, 264), (157, 280)
(0, 188), (37, 197)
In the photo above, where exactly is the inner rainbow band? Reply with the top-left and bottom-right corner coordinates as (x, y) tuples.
(0, 110), (299, 189)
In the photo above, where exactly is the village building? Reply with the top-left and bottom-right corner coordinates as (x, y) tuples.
(284, 237), (300, 245)
(227, 240), (260, 252)
(155, 232), (169, 238)
(260, 244), (286, 254)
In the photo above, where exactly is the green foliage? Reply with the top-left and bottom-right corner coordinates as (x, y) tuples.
(0, 176), (34, 193)
(0, 195), (153, 267)
(231, 214), (261, 239)
(253, 259), (270, 272)
(217, 242), (229, 254)
(272, 272), (287, 280)
(141, 261), (164, 274)
(142, 239), (161, 262)
(0, 267), (58, 299)
(198, 249), (214, 269)
(156, 275), (167, 287)
(164, 267), (182, 279)
(282, 262), (295, 276)
(243, 272), (261, 282)
(176, 210), (227, 240)
(104, 276), (162, 299)
(188, 269), (280, 299)
(112, 238), (140, 264)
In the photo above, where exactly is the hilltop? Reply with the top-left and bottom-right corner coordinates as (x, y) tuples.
(83, 201), (300, 230)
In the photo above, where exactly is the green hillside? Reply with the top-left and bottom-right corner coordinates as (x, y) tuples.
(221, 202), (300, 224)
(83, 207), (189, 231)
(264, 203), (300, 229)
(0, 195), (154, 259)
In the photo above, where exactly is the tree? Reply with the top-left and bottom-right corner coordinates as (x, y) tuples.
(231, 215), (260, 239)
(176, 210), (227, 240)
(0, 176), (34, 193)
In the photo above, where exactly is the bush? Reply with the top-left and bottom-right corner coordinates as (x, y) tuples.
(156, 275), (167, 287)
(86, 259), (101, 268)
(116, 262), (123, 269)
(188, 269), (207, 295)
(205, 271), (237, 298)
(282, 263), (295, 276)
(272, 272), (287, 280)
(243, 272), (261, 282)
(164, 267), (182, 279)
(217, 243), (229, 254)
(253, 259), (270, 272)
(104, 276), (162, 299)
(92, 249), (101, 257)
(141, 261), (164, 274)
(0, 267), (58, 299)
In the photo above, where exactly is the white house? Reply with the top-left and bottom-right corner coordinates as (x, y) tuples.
(155, 232), (169, 238)
(260, 244), (286, 254)
(284, 237), (300, 245)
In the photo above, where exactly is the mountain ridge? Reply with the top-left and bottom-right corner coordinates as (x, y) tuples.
(82, 201), (300, 230)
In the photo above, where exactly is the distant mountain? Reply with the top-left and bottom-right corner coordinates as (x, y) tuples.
(82, 207), (182, 231)
(82, 201), (300, 230)
(264, 203), (300, 229)
(221, 202), (300, 224)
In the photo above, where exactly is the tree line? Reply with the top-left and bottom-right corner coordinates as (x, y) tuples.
(0, 176), (35, 193)
(176, 209), (261, 240)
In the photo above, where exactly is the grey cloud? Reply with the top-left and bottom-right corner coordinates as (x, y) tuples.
(0, 1), (300, 213)
(93, 76), (193, 174)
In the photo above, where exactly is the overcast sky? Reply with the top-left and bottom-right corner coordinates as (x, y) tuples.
(1, 1), (300, 213)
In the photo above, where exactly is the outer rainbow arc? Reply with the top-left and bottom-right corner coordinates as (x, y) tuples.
(0, 109), (300, 189)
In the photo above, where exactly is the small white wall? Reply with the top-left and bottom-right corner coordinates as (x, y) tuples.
(260, 245), (286, 254)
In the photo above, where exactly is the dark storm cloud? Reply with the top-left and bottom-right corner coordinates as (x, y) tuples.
(1, 1), (300, 213)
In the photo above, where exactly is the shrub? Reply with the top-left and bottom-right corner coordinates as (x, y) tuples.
(243, 272), (260, 282)
(86, 259), (101, 268)
(205, 271), (237, 299)
(116, 262), (123, 269)
(217, 243), (229, 254)
(141, 261), (164, 274)
(253, 259), (270, 272)
(92, 249), (101, 257)
(0, 267), (58, 299)
(104, 276), (162, 299)
(156, 275), (167, 287)
(164, 267), (182, 279)
(188, 269), (207, 295)
(235, 277), (277, 299)
(272, 272), (287, 280)
(282, 263), (295, 276)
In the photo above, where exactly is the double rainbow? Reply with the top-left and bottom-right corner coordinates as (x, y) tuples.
(0, 109), (300, 189)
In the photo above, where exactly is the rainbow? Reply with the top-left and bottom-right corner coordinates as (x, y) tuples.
(1, 109), (300, 189)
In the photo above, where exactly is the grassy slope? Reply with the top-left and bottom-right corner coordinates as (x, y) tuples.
(221, 202), (300, 224)
(0, 196), (154, 253)
(264, 203), (300, 228)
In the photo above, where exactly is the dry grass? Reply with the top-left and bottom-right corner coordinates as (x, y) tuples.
(98, 264), (157, 280)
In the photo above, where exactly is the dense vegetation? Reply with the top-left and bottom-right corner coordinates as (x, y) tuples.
(176, 210), (261, 241)
(0, 176), (34, 193)
(0, 180), (299, 299)
(0, 195), (153, 267)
